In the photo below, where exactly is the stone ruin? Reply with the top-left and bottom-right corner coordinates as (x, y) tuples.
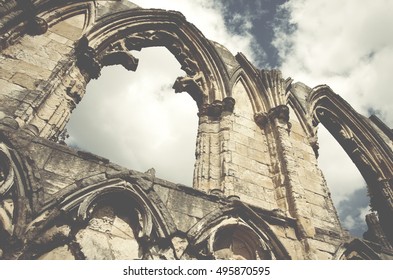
(0, 0), (392, 259)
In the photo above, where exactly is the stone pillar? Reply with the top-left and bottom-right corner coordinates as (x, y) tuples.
(193, 98), (235, 194)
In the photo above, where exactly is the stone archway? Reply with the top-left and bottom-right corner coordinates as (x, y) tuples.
(309, 85), (393, 245)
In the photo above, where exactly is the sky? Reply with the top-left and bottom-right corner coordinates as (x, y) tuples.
(66, 0), (393, 237)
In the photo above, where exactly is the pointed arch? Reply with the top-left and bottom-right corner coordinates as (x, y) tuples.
(230, 67), (266, 114)
(187, 200), (292, 259)
(82, 8), (231, 106)
(334, 239), (383, 260)
(309, 85), (393, 245)
(19, 177), (177, 259)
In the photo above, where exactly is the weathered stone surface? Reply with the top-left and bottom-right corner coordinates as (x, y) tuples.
(0, 0), (392, 261)
(38, 245), (75, 260)
(75, 228), (113, 260)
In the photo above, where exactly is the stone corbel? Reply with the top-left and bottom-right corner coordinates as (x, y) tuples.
(254, 105), (290, 129)
(197, 97), (236, 118)
(173, 73), (206, 106)
(269, 105), (290, 123)
(75, 36), (101, 79)
(364, 212), (392, 249)
(101, 51), (139, 71)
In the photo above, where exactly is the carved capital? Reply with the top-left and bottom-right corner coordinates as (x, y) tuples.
(254, 105), (290, 129)
(208, 100), (223, 117)
(197, 99), (235, 118)
(269, 105), (290, 123)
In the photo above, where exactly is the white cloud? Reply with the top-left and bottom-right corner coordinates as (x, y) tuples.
(274, 0), (393, 124)
(131, 0), (261, 63)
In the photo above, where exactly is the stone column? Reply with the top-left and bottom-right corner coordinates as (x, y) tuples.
(193, 98), (235, 194)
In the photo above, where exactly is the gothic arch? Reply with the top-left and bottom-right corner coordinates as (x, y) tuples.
(19, 177), (177, 259)
(38, 1), (95, 33)
(235, 52), (292, 115)
(308, 85), (393, 244)
(82, 8), (231, 106)
(187, 201), (291, 259)
(230, 66), (267, 114)
(334, 239), (382, 260)
(2, 1), (234, 140)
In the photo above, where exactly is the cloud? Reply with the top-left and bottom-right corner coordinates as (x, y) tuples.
(273, 0), (393, 232)
(273, 0), (393, 125)
(337, 188), (370, 237)
(131, 0), (261, 63)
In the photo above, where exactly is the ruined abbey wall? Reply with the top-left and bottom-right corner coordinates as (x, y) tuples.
(0, 0), (392, 260)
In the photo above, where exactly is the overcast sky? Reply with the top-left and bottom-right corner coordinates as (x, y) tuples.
(66, 0), (393, 237)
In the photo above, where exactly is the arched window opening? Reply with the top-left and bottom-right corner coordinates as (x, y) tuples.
(317, 125), (370, 237)
(65, 47), (198, 186)
(212, 225), (270, 260)
(37, 193), (145, 260)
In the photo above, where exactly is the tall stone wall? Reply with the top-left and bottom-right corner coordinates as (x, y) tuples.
(0, 0), (392, 260)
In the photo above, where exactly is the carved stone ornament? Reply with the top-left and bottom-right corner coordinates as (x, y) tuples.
(254, 105), (290, 128)
(75, 36), (101, 79)
(269, 105), (290, 123)
(197, 97), (236, 118)
(173, 72), (205, 106)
